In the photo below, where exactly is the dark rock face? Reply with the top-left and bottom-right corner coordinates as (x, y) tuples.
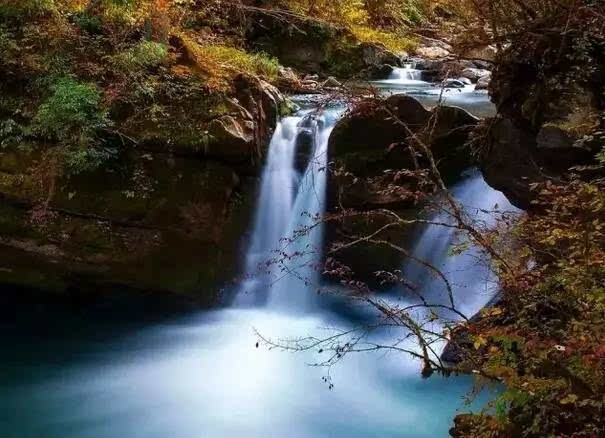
(0, 150), (254, 302)
(416, 59), (484, 83)
(328, 95), (479, 202)
(366, 64), (395, 80)
(0, 75), (285, 302)
(325, 95), (479, 288)
(480, 32), (605, 208)
(244, 10), (401, 78)
(480, 118), (542, 209)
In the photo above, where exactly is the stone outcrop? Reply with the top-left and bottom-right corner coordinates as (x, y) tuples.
(328, 94), (479, 199)
(415, 58), (493, 83)
(245, 10), (402, 78)
(325, 95), (479, 288)
(0, 75), (286, 302)
(480, 32), (605, 209)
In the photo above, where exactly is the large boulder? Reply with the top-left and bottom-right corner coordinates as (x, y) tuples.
(461, 68), (491, 83)
(461, 45), (498, 62)
(325, 95), (479, 288)
(480, 118), (543, 209)
(417, 59), (478, 83)
(234, 73), (286, 159)
(206, 115), (256, 163)
(414, 35), (452, 59)
(475, 74), (491, 90)
(113, 72), (285, 174)
(328, 95), (478, 188)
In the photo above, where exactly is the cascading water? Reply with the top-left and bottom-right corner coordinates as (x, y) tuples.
(234, 117), (300, 307)
(400, 169), (520, 319)
(236, 107), (342, 311)
(389, 64), (423, 83)
(267, 111), (338, 310)
(0, 93), (512, 438)
(373, 63), (498, 118)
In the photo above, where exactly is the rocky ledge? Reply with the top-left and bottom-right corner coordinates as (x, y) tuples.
(0, 74), (286, 303)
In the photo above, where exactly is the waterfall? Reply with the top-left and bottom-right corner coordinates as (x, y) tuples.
(235, 108), (341, 310)
(234, 117), (300, 307)
(389, 64), (423, 83)
(236, 97), (511, 322)
(402, 170), (520, 319)
(267, 111), (337, 310)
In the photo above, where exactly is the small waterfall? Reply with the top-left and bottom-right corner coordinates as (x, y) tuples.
(236, 108), (341, 310)
(267, 112), (337, 310)
(402, 170), (520, 319)
(389, 64), (423, 83)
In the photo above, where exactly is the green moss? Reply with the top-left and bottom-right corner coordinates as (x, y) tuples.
(278, 98), (298, 117)
(72, 12), (103, 34)
(196, 44), (281, 81)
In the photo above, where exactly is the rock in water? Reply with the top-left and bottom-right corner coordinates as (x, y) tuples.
(475, 74), (491, 90)
(461, 68), (491, 82)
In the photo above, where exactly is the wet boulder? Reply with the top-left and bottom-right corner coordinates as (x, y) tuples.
(461, 45), (498, 62)
(360, 42), (402, 67)
(475, 74), (491, 90)
(480, 118), (544, 209)
(442, 78), (466, 89)
(328, 95), (479, 182)
(461, 68), (491, 83)
(325, 95), (480, 289)
(366, 64), (395, 80)
(414, 36), (452, 59)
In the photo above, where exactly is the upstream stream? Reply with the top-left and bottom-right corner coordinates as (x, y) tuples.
(0, 71), (516, 437)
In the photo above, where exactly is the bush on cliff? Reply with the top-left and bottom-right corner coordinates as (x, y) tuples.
(112, 40), (168, 72)
(31, 76), (113, 175)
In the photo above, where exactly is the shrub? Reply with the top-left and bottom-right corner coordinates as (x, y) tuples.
(72, 11), (103, 34)
(0, 25), (19, 70)
(31, 77), (112, 175)
(198, 45), (280, 79)
(112, 41), (168, 73)
(32, 77), (108, 143)
(350, 25), (417, 52)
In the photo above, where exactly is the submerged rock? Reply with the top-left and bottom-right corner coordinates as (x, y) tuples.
(442, 78), (466, 88)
